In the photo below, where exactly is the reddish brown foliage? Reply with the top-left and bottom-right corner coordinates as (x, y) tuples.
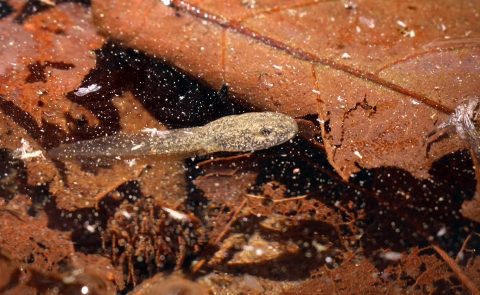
(0, 1), (479, 294)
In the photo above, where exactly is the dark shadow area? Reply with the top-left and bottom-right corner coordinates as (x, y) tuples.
(0, 148), (29, 200)
(0, 97), (65, 149)
(63, 41), (245, 142)
(181, 135), (478, 285)
(0, 1), (14, 19)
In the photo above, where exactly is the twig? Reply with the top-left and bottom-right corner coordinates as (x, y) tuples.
(212, 198), (247, 246)
(431, 244), (480, 295)
(456, 232), (473, 263)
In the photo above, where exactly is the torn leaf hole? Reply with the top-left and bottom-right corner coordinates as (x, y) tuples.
(25, 61), (76, 83)
(324, 119), (331, 133)
(300, 114), (320, 128)
(26, 62), (46, 83)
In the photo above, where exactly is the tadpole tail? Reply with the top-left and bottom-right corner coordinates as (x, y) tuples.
(47, 128), (206, 159)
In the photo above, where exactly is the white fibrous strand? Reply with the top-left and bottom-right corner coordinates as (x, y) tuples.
(13, 138), (45, 160)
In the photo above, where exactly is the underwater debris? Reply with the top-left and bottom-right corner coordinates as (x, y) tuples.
(433, 98), (480, 162)
(102, 197), (205, 286)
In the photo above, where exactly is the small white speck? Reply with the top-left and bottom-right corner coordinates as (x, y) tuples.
(160, 0), (171, 5)
(359, 16), (375, 28)
(86, 224), (96, 233)
(125, 159), (136, 167)
(440, 24), (447, 32)
(63, 276), (76, 284)
(273, 64), (283, 70)
(406, 30), (415, 37)
(354, 151), (363, 159)
(81, 286), (89, 294)
(162, 207), (190, 222)
(341, 52), (351, 59)
(337, 96), (344, 102)
(344, 0), (357, 9)
(131, 144), (144, 151)
(312, 89), (321, 94)
(436, 227), (447, 237)
(121, 210), (132, 219)
(411, 99), (420, 105)
(396, 20), (407, 28)
(380, 251), (402, 261)
(183, 131), (194, 135)
(74, 84), (101, 96)
(293, 168), (300, 174)
(312, 240), (328, 252)
(325, 256), (333, 263)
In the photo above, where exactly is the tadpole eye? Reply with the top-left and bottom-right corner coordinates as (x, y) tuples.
(260, 127), (272, 136)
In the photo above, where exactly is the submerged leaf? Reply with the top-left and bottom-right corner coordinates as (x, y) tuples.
(91, 0), (480, 179)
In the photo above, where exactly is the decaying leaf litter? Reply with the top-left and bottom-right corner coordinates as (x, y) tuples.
(0, 0), (479, 294)
(92, 0), (480, 180)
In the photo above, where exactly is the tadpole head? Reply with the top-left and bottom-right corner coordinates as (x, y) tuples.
(209, 112), (298, 152)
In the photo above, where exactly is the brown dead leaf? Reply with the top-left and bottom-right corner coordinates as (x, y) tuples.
(287, 247), (460, 294)
(0, 2), (105, 132)
(0, 194), (74, 268)
(91, 0), (480, 180)
(1, 1), (479, 293)
(129, 274), (210, 295)
(186, 134), (479, 292)
(0, 194), (119, 294)
(195, 155), (258, 205)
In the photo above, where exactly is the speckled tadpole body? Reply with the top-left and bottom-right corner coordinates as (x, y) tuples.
(49, 112), (298, 158)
